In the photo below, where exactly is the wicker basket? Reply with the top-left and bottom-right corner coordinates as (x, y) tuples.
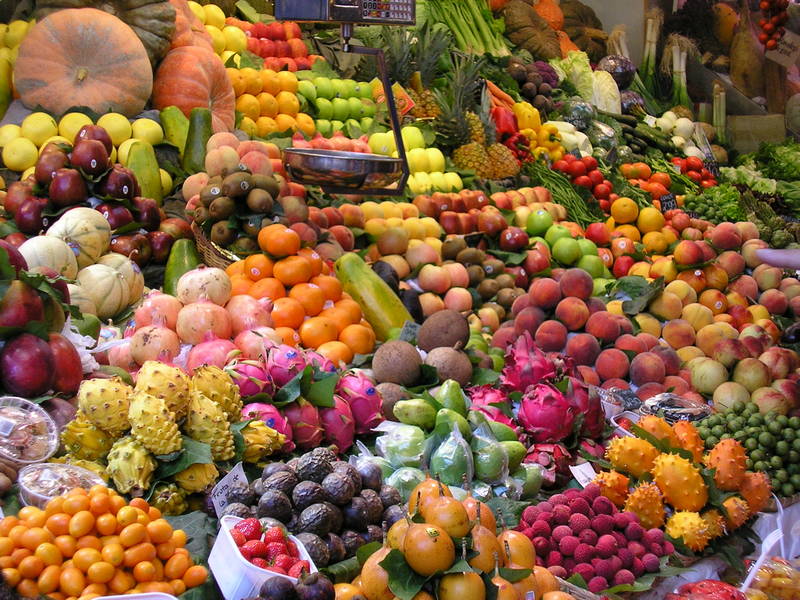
(191, 221), (240, 269)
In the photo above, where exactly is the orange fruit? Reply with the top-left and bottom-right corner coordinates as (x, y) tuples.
(229, 275), (253, 296)
(271, 297), (305, 329)
(274, 256), (313, 286)
(146, 520), (173, 545)
(88, 494), (110, 517)
(61, 496), (89, 516)
(171, 578), (187, 595)
(34, 543), (62, 567)
(129, 499), (149, 513)
(15, 579), (39, 598)
(275, 91), (300, 117)
(10, 548), (31, 566)
(17, 555), (44, 578)
(610, 197), (639, 224)
(36, 564), (60, 594)
(248, 277), (286, 301)
(133, 560), (156, 583)
(260, 69), (281, 95)
(72, 547), (102, 572)
(76, 536), (102, 551)
(108, 568), (136, 594)
(310, 275), (342, 302)
(0, 537), (12, 557)
(59, 566), (86, 596)
(257, 92), (279, 118)
(615, 224), (641, 242)
(339, 324), (375, 355)
(116, 507), (138, 529)
(2, 567), (19, 587)
(258, 224), (300, 257)
(68, 511), (95, 538)
(276, 70), (299, 93)
(240, 116), (258, 138)
(228, 68), (246, 95)
(316, 340), (353, 365)
(299, 316), (338, 348)
(182, 565), (208, 588)
(275, 327), (301, 346)
(101, 544), (124, 567)
(164, 553), (190, 580)
(274, 114), (296, 133)
(239, 67), (263, 95)
(45, 514), (70, 537)
(235, 94), (260, 122)
(335, 298), (362, 325)
(19, 508), (45, 527)
(244, 253), (274, 281)
(255, 117), (279, 138)
(642, 231), (668, 254)
(226, 260), (246, 278)
(54, 536), (77, 559)
(21, 528), (53, 551)
(295, 113), (315, 137)
(637, 206), (665, 233)
(297, 248), (323, 277)
(123, 542), (156, 568)
(119, 524), (147, 548)
(289, 283), (326, 316)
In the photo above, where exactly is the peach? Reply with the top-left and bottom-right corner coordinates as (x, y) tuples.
(729, 275), (759, 300)
(792, 295), (800, 316)
(650, 345), (680, 375)
(550, 268), (565, 282)
(443, 287), (472, 312)
(634, 313), (662, 338)
(647, 291), (684, 321)
(595, 348), (630, 381)
(650, 257), (678, 282)
(726, 291), (748, 308)
(664, 375), (690, 395)
(328, 225), (355, 251)
(699, 289), (728, 315)
(565, 333), (602, 366)
(681, 227), (703, 241)
(676, 269), (707, 294)
(773, 379), (799, 408)
(662, 319), (696, 349)
(630, 352), (666, 385)
(290, 222), (318, 244)
(554, 297), (590, 331)
(682, 303), (714, 332)
(559, 268), (594, 300)
(727, 305), (753, 330)
(671, 212), (691, 231)
(601, 378), (631, 390)
(535, 320), (568, 352)
(712, 381), (751, 412)
(585, 311), (622, 344)
(207, 132), (240, 152)
(752, 386), (792, 415)
(381, 255), (411, 279)
(759, 347), (796, 380)
(511, 294), (535, 318)
(240, 150), (273, 176)
(405, 242), (440, 269)
(703, 264), (729, 291)
(732, 357), (772, 392)
(419, 292), (444, 317)
(205, 145), (241, 177)
(742, 239), (769, 268)
(758, 318), (784, 344)
(529, 277), (562, 310)
(637, 382), (665, 401)
(615, 334), (647, 354)
(688, 357), (729, 395)
(759, 289), (789, 315)
(699, 242), (717, 263)
(339, 204), (365, 228)
(780, 277), (800, 291)
(673, 240), (704, 265)
(614, 314), (634, 335)
(709, 222), (742, 250)
(636, 332), (660, 350)
(736, 221), (760, 241)
(513, 306), (546, 336)
(665, 280), (697, 306)
(740, 335), (766, 359)
(577, 365), (600, 386)
(696, 322), (738, 356)
(716, 251), (745, 278)
(715, 314), (735, 326)
(182, 172), (210, 202)
(710, 338), (750, 368)
(677, 346), (705, 364)
(783, 285), (800, 301)
(753, 264), (783, 291)
(739, 323), (773, 347)
(236, 140), (270, 157)
(491, 326), (516, 349)
(629, 262), (652, 278)
(442, 262), (469, 288)
(747, 305), (770, 323)
(587, 297), (606, 314)
(477, 307), (501, 331)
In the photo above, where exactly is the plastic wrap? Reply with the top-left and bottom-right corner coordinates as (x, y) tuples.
(470, 423), (509, 485)
(385, 467), (426, 501)
(374, 422), (427, 469)
(429, 423), (474, 487)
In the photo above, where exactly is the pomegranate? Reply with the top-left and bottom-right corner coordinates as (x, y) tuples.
(129, 325), (181, 365)
(176, 300), (232, 345)
(0, 333), (55, 397)
(234, 327), (281, 360)
(225, 295), (273, 335)
(185, 336), (238, 374)
(133, 291), (182, 330)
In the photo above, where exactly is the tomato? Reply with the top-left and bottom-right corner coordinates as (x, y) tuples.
(650, 172), (672, 189)
(567, 161), (587, 178)
(586, 170), (603, 187)
(686, 170), (703, 183)
(599, 199), (611, 212)
(581, 156), (598, 171)
(563, 153), (577, 163)
(609, 193), (619, 202)
(685, 156), (704, 172)
(633, 162), (652, 180)
(573, 175), (593, 189)
(620, 163), (634, 179)
(763, 22), (775, 33)
(553, 160), (568, 172)
(593, 183), (612, 199)
(648, 183), (669, 199)
(759, 32), (770, 43)
(701, 179), (717, 188)
(760, 1), (770, 10)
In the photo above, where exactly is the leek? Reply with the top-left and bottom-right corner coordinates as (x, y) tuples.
(713, 81), (727, 145)
(639, 10), (663, 101)
(661, 34), (696, 109)
(607, 25), (663, 116)
(427, 0), (509, 57)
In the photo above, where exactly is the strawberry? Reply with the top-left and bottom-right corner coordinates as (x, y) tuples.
(265, 565), (287, 575)
(288, 560), (309, 578)
(265, 541), (287, 562)
(233, 518), (263, 542)
(251, 558), (270, 569)
(263, 527), (286, 544)
(286, 540), (299, 557)
(241, 540), (269, 559)
(273, 554), (294, 572)
(230, 528), (247, 547)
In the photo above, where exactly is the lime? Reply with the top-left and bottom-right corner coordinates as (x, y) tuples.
(746, 459), (753, 470)
(20, 112), (58, 146)
(711, 425), (726, 437)
(0, 124), (21, 148)
(732, 400), (746, 413)
(776, 440), (790, 456)
(750, 449), (766, 462)
(759, 432), (775, 447)
(706, 436), (719, 447)
(789, 450), (800, 463)
(748, 415), (764, 427)
(775, 469), (789, 483)
(789, 417), (800, 429)
(768, 421), (783, 435)
(697, 427), (710, 439)
(720, 433), (732, 440)
(777, 415), (789, 427)
(1, 137), (37, 171)
(754, 460), (768, 472)
(58, 112), (93, 142)
(745, 438), (758, 451)
(790, 464), (800, 475)
(793, 438), (800, 451)
(770, 455), (784, 469)
(782, 483), (795, 497)
(791, 474), (800, 487)
(131, 119), (164, 145)
(97, 113), (132, 146)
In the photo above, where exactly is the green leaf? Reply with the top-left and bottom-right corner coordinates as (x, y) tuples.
(379, 549), (427, 600)
(113, 221), (145, 235)
(272, 366), (310, 406)
(235, 0), (261, 23)
(498, 567), (532, 583)
(154, 436), (214, 480)
(231, 419), (256, 461)
(406, 364), (440, 394)
(487, 248), (528, 265)
(237, 50), (264, 70)
(311, 59), (339, 79)
(621, 277), (665, 316)
(471, 368), (500, 386)
(486, 497), (528, 529)
(307, 373), (339, 408)
(166, 510), (218, 563)
(0, 248), (16, 280)
(0, 221), (19, 237)
(566, 574), (589, 589)
(443, 558), (474, 574)
(321, 557), (362, 584)
(357, 541), (382, 565)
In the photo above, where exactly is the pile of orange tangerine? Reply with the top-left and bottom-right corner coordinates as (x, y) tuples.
(226, 223), (376, 365)
(0, 486), (207, 599)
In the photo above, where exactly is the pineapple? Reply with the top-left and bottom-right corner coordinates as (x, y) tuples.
(410, 24), (451, 119)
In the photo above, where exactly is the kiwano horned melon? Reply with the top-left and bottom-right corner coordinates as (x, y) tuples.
(174, 462), (219, 493)
(606, 436), (661, 478)
(128, 392), (182, 455)
(135, 361), (191, 420)
(106, 437), (156, 494)
(150, 482), (188, 516)
(722, 496), (750, 530)
(701, 509), (725, 540)
(184, 390), (235, 461)
(738, 471), (771, 515)
(703, 438), (746, 491)
(77, 377), (132, 435)
(672, 420), (704, 463)
(191, 365), (242, 423)
(666, 511), (711, 551)
(60, 413), (116, 461)
(638, 415), (679, 448)
(593, 470), (630, 507)
(624, 483), (665, 529)
(651, 453), (708, 511)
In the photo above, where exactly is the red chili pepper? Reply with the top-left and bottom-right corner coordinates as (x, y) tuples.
(490, 106), (518, 138)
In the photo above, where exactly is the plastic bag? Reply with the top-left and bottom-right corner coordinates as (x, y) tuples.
(349, 440), (393, 479)
(429, 423), (473, 487)
(471, 480), (493, 503)
(374, 422), (427, 469)
(470, 423), (509, 485)
(508, 463), (545, 499)
(385, 467), (426, 501)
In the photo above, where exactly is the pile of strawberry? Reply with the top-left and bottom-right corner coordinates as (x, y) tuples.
(230, 518), (311, 577)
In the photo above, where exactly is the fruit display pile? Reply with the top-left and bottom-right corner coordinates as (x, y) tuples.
(1, 0), (800, 598)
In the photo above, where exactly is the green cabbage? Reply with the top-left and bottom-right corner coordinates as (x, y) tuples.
(550, 51), (594, 100)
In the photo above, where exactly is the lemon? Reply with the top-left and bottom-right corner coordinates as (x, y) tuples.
(110, 146), (118, 163)
(205, 25), (225, 54)
(0, 175), (5, 190)
(131, 118), (164, 145)
(97, 113), (132, 146)
(159, 169), (173, 197)
(240, 116), (258, 137)
(20, 112), (58, 147)
(276, 71), (298, 94)
(222, 25), (247, 53)
(0, 47), (9, 63)
(2, 137), (38, 171)
(188, 0), (206, 23)
(4, 20), (29, 48)
(0, 25), (7, 45)
(38, 136), (72, 155)
(0, 124), (21, 148)
(117, 138), (137, 165)
(58, 112), (93, 143)
(20, 166), (35, 181)
(202, 4), (225, 28)
(9, 45), (18, 65)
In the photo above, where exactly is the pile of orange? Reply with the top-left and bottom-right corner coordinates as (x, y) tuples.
(227, 67), (314, 138)
(226, 225), (376, 365)
(0, 486), (207, 600)
(608, 199), (676, 255)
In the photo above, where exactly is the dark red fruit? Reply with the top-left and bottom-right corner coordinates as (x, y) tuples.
(147, 230), (174, 263)
(34, 150), (69, 186)
(159, 217), (193, 240)
(96, 203), (134, 230)
(3, 233), (27, 248)
(98, 165), (136, 200)
(0, 333), (55, 397)
(15, 197), (47, 234)
(110, 233), (151, 267)
(28, 266), (69, 304)
(71, 139), (110, 176)
(48, 333), (82, 394)
(3, 180), (34, 216)
(132, 196), (160, 231)
(0, 280), (44, 328)
(75, 124), (113, 153)
(499, 226), (529, 251)
(0, 239), (28, 274)
(49, 168), (88, 207)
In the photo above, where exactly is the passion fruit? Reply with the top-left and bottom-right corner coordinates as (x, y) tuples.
(533, 566), (561, 595)
(334, 582), (367, 600)
(497, 530), (536, 569)
(408, 477), (452, 515)
(463, 493), (496, 534)
(438, 572), (486, 600)
(505, 548), (538, 600)
(468, 523), (501, 573)
(360, 547), (393, 600)
(403, 523), (455, 576)
(491, 572), (519, 600)
(421, 495), (470, 539)
(387, 518), (409, 550)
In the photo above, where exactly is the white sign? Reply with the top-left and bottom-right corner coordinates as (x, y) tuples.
(211, 462), (248, 517)
(569, 462), (597, 487)
(766, 31), (800, 68)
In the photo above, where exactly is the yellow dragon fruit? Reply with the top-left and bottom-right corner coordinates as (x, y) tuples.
(106, 437), (156, 494)
(128, 392), (183, 455)
(624, 483), (666, 529)
(701, 509), (725, 540)
(60, 413), (116, 461)
(638, 415), (679, 448)
(191, 366), (242, 423)
(592, 471), (630, 507)
(673, 420), (704, 463)
(184, 390), (235, 461)
(704, 439), (747, 491)
(722, 496), (750, 530)
(738, 471), (772, 515)
(49, 455), (109, 482)
(77, 377), (132, 435)
(174, 462), (219, 493)
(666, 511), (711, 551)
(135, 361), (191, 420)
(606, 436), (661, 478)
(241, 420), (285, 464)
(149, 483), (188, 516)
(651, 453), (708, 511)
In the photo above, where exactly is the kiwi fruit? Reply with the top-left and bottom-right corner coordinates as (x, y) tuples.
(221, 172), (253, 197)
(442, 237), (467, 260)
(208, 196), (235, 220)
(495, 273), (516, 289)
(375, 382), (410, 421)
(477, 278), (500, 300)
(199, 183), (223, 207)
(456, 247), (484, 266)
(424, 347), (472, 386)
(242, 216), (263, 237)
(496, 287), (523, 309)
(467, 265), (485, 286)
(246, 188), (274, 213)
(251, 174), (280, 198)
(231, 236), (258, 254)
(482, 258), (505, 278)
(372, 340), (421, 386)
(192, 206), (209, 224)
(210, 220), (237, 246)
(416, 309), (470, 352)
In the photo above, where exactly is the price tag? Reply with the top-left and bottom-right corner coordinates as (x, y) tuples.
(211, 462), (247, 517)
(569, 463), (597, 487)
(0, 418), (14, 437)
(399, 320), (420, 343)
(659, 193), (678, 213)
(704, 159), (720, 178)
(766, 30), (800, 68)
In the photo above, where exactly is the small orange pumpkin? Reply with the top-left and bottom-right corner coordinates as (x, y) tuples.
(534, 0), (564, 30)
(169, 0), (214, 50)
(152, 45), (235, 132)
(14, 8), (152, 117)
(557, 30), (579, 57)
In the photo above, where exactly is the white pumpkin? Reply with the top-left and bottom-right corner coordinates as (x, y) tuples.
(66, 283), (98, 316)
(47, 207), (111, 268)
(176, 266), (232, 306)
(77, 264), (129, 320)
(19, 236), (79, 279)
(96, 253), (145, 305)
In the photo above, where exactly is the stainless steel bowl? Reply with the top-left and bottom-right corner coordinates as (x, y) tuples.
(283, 148), (404, 190)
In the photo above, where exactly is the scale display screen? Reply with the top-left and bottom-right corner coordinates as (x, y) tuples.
(275, 0), (415, 25)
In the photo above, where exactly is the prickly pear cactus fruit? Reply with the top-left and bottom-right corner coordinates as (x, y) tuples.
(666, 511), (711, 551)
(672, 420), (704, 463)
(77, 377), (132, 435)
(191, 366), (242, 423)
(651, 453), (708, 511)
(703, 438), (747, 491)
(184, 390), (235, 461)
(135, 361), (191, 420)
(701, 509), (725, 540)
(106, 437), (156, 494)
(174, 462), (219, 493)
(241, 420), (285, 464)
(722, 496), (750, 530)
(624, 483), (666, 529)
(60, 413), (116, 461)
(606, 436), (661, 478)
(638, 415), (679, 448)
(128, 392), (183, 456)
(738, 471), (772, 515)
(150, 483), (188, 516)
(49, 455), (109, 482)
(592, 470), (630, 507)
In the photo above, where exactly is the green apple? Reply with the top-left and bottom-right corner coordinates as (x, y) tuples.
(414, 171), (432, 193)
(331, 98), (350, 122)
(407, 147), (430, 174)
(360, 99), (377, 118)
(315, 119), (332, 137)
(313, 77), (334, 100)
(526, 210), (553, 236)
(314, 98), (333, 121)
(429, 171), (449, 192)
(331, 120), (344, 133)
(353, 81), (373, 99)
(341, 79), (358, 98)
(298, 80), (316, 102)
(552, 237), (581, 265)
(401, 126), (425, 150)
(360, 117), (374, 132)
(297, 71), (315, 81)
(444, 172), (463, 191)
(369, 132), (393, 155)
(577, 238), (598, 256)
(545, 225), (571, 247)
(345, 119), (362, 134)
(425, 148), (446, 173)
(331, 79), (347, 98)
(347, 97), (365, 118)
(577, 254), (605, 278)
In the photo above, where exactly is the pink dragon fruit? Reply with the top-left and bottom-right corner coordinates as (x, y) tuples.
(579, 438), (605, 460)
(524, 443), (572, 488)
(283, 398), (323, 450)
(568, 377), (604, 439)
(517, 382), (576, 443)
(467, 385), (517, 430)
(319, 395), (355, 453)
(241, 402), (295, 452)
(336, 370), (383, 434)
(501, 332), (557, 393)
(225, 360), (269, 397)
(306, 350), (337, 375)
(186, 337), (238, 374)
(266, 345), (307, 388)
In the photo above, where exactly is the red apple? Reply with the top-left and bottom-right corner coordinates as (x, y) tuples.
(34, 149), (69, 186)
(3, 180), (34, 216)
(96, 203), (134, 230)
(75, 124), (113, 153)
(147, 230), (174, 263)
(70, 139), (110, 176)
(159, 217), (193, 240)
(132, 197), (161, 231)
(49, 168), (88, 207)
(499, 226), (529, 252)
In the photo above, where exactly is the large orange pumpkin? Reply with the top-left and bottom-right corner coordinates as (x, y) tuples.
(152, 46), (235, 132)
(534, 0), (564, 30)
(168, 0), (213, 50)
(14, 8), (153, 117)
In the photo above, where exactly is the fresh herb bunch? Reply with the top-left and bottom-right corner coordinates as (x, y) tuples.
(682, 183), (745, 223)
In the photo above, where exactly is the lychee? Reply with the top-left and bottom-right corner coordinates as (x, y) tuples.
(569, 497), (592, 516)
(642, 528), (664, 546)
(564, 488), (581, 499)
(627, 541), (646, 558)
(573, 543), (595, 564)
(597, 534), (618, 558)
(523, 527), (535, 539)
(538, 511), (553, 523)
(568, 513), (591, 534)
(650, 542), (663, 556)
(552, 505), (571, 525)
(563, 558), (576, 573)
(664, 541), (675, 554)
(579, 529), (598, 546)
(613, 512), (633, 530)
(608, 556), (622, 573)
(522, 505), (540, 523)
(533, 537), (552, 556)
(552, 525), (572, 543)
(573, 563), (595, 583)
(546, 551), (563, 567)
(618, 547), (633, 569)
(642, 553), (660, 573)
(559, 536), (580, 557)
(592, 514), (614, 534)
(588, 576), (609, 593)
(530, 520), (551, 539)
(612, 531), (628, 548)
(538, 501), (554, 513)
(613, 569), (636, 586)
(632, 557), (644, 577)
(550, 493), (568, 505)
(625, 522), (644, 540)
(549, 566), (568, 578)
(583, 483), (601, 500)
(592, 495), (615, 515)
